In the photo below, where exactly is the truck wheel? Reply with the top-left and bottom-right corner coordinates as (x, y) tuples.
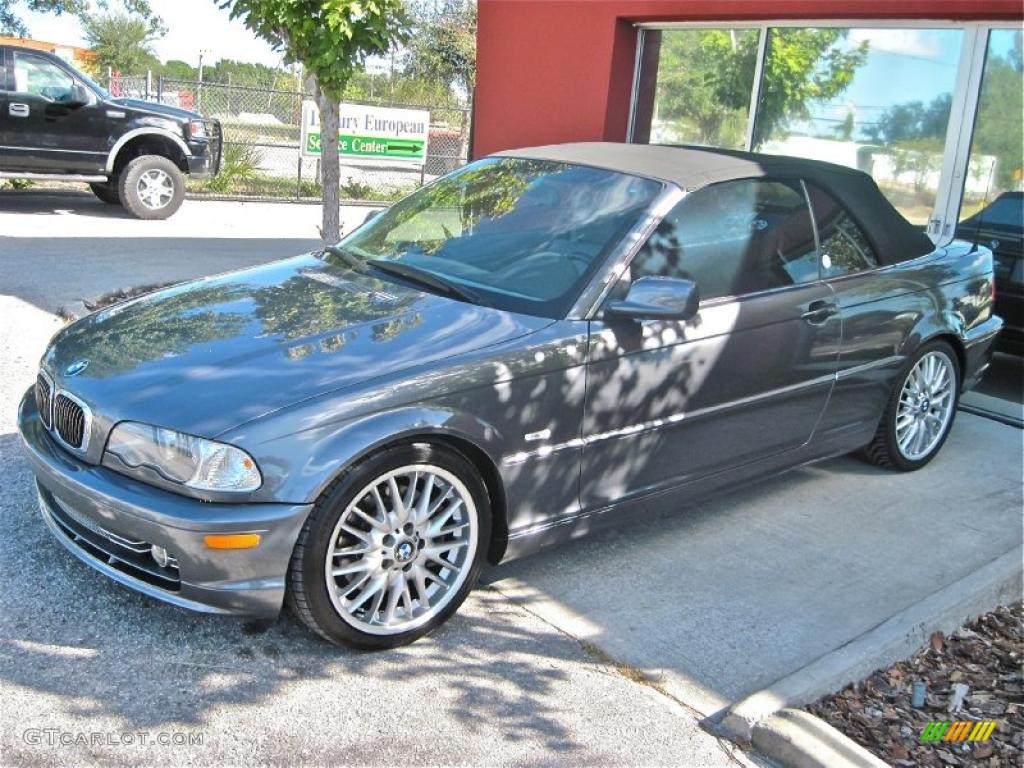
(89, 183), (121, 205)
(118, 155), (185, 220)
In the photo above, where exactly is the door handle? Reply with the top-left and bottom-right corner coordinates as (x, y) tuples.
(801, 299), (838, 325)
(9, 103), (29, 117)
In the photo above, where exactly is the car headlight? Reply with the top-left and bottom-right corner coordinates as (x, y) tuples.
(105, 421), (261, 492)
(186, 120), (208, 139)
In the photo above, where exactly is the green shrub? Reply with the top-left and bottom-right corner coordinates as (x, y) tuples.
(1, 178), (35, 190)
(204, 143), (262, 193)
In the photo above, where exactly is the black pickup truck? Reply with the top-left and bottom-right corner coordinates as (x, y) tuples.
(0, 45), (221, 219)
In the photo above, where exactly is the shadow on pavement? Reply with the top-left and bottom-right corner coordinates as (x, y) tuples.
(0, 190), (140, 219)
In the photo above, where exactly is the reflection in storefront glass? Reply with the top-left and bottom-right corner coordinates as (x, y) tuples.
(633, 28), (759, 149)
(959, 29), (1023, 223)
(754, 27), (964, 226)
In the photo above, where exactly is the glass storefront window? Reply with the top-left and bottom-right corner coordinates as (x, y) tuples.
(632, 28), (759, 149)
(753, 27), (964, 226)
(957, 29), (1023, 224)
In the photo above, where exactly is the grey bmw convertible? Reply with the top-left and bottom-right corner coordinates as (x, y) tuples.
(19, 143), (1002, 648)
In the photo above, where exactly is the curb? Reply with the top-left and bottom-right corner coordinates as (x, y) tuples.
(744, 709), (887, 768)
(718, 545), (1022, 765)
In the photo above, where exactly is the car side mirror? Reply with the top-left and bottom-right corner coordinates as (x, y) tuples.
(603, 276), (700, 322)
(70, 82), (94, 105)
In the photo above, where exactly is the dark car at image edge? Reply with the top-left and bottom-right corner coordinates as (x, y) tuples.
(0, 44), (221, 219)
(956, 191), (1024, 354)
(17, 143), (1002, 649)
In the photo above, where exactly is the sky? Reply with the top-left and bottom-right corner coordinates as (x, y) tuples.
(18, 0), (283, 67)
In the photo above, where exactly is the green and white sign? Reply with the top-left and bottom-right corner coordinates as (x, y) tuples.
(300, 101), (430, 165)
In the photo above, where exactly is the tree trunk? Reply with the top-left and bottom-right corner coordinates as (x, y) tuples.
(315, 83), (341, 243)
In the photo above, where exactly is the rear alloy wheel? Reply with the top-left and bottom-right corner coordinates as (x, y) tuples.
(287, 443), (490, 649)
(863, 342), (960, 471)
(118, 155), (185, 220)
(89, 182), (121, 205)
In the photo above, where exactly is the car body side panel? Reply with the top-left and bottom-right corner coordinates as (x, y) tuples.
(816, 243), (998, 444)
(220, 321), (590, 538)
(578, 281), (841, 510)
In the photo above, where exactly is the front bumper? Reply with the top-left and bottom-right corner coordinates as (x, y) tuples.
(17, 388), (312, 618)
(185, 128), (222, 179)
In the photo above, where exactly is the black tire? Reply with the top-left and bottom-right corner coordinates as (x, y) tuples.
(118, 155), (185, 220)
(89, 182), (121, 205)
(287, 442), (491, 649)
(862, 340), (961, 471)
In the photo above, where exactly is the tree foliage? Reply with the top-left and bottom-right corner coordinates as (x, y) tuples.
(220, 0), (409, 241)
(972, 30), (1023, 190)
(653, 29), (760, 148)
(402, 0), (475, 101)
(80, 10), (163, 73)
(866, 93), (952, 144)
(653, 28), (867, 149)
(753, 29), (868, 147)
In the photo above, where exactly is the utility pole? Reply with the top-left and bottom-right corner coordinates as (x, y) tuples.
(197, 50), (206, 113)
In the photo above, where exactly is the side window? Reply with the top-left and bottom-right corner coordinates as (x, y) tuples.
(629, 178), (819, 300)
(13, 53), (75, 102)
(805, 183), (879, 279)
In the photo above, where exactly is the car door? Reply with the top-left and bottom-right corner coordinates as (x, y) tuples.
(4, 50), (106, 173)
(580, 178), (841, 510)
(802, 182), (927, 437)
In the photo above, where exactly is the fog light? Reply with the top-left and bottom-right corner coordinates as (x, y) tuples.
(151, 544), (171, 568)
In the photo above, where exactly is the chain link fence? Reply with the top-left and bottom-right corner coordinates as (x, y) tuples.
(106, 73), (471, 201)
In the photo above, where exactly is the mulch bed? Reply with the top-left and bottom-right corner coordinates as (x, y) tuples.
(808, 602), (1022, 766)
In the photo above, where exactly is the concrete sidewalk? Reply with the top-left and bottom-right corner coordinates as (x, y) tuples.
(487, 411), (1023, 719)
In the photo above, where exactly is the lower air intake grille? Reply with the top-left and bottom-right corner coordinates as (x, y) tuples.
(53, 393), (85, 448)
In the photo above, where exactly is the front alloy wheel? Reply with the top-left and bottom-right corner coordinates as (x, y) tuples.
(118, 155), (186, 220)
(288, 443), (490, 648)
(863, 341), (960, 471)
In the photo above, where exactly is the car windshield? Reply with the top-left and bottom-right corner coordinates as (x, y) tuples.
(962, 193), (1023, 233)
(333, 157), (663, 318)
(75, 68), (109, 99)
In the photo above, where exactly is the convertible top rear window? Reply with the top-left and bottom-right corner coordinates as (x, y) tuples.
(336, 157), (663, 318)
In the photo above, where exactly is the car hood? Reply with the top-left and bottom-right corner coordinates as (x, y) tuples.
(44, 254), (551, 437)
(110, 97), (202, 122)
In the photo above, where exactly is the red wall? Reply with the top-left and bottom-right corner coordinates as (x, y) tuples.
(474, 0), (1024, 158)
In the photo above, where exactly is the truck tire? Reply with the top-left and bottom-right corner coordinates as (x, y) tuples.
(118, 155), (185, 220)
(89, 183), (121, 205)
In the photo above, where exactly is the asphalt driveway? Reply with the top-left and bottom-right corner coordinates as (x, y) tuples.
(0, 191), (372, 313)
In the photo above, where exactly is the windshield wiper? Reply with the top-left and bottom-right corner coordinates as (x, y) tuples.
(366, 259), (480, 304)
(321, 245), (367, 273)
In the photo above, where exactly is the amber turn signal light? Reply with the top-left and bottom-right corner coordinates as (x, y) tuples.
(204, 533), (261, 549)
